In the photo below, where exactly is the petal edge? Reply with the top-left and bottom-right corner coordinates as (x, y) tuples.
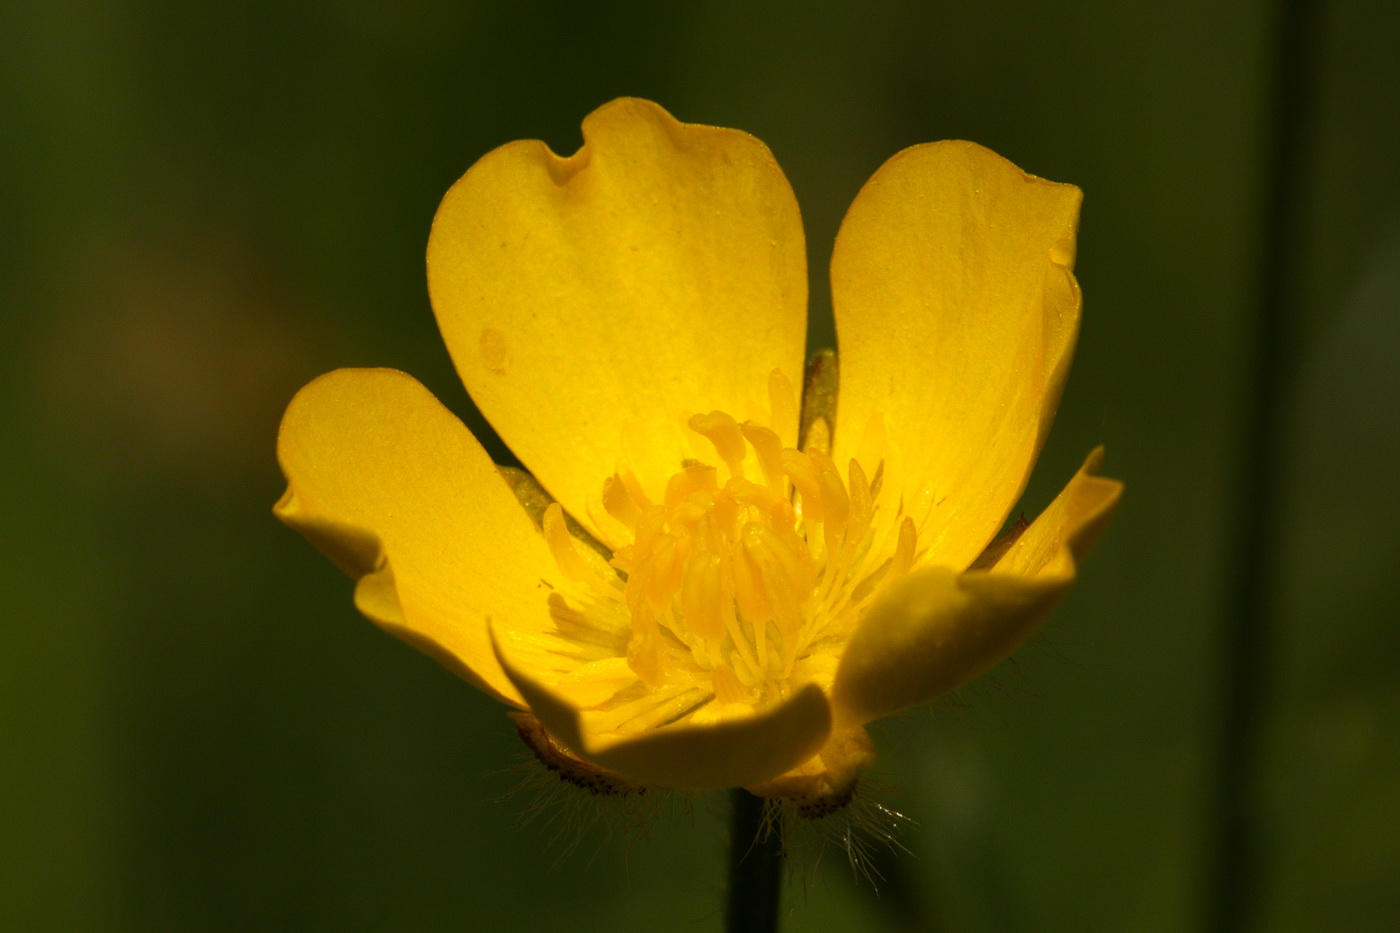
(831, 140), (1083, 569)
(427, 98), (808, 544)
(493, 626), (833, 789)
(275, 368), (570, 707)
(831, 448), (1121, 728)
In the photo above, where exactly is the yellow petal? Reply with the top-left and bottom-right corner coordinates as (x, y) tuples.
(275, 368), (567, 706)
(830, 449), (1121, 728)
(986, 446), (1123, 578)
(492, 627), (832, 789)
(427, 98), (807, 546)
(830, 140), (1083, 569)
(744, 726), (875, 809)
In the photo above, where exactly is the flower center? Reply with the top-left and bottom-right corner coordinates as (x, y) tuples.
(539, 374), (916, 720)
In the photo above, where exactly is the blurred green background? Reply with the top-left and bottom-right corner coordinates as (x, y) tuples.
(3, 0), (1397, 930)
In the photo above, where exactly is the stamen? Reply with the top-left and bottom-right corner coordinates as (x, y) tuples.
(617, 467), (653, 512)
(732, 532), (774, 628)
(646, 533), (681, 610)
(688, 411), (747, 480)
(742, 524), (806, 673)
(721, 597), (757, 682)
(544, 503), (595, 583)
(550, 396), (917, 730)
(631, 507), (665, 555)
(664, 462), (718, 508)
(781, 449), (825, 524)
(680, 551), (726, 644)
(744, 522), (814, 608)
(893, 516), (917, 577)
(626, 606), (665, 687)
(591, 682), (701, 733)
(726, 477), (771, 510)
(602, 474), (642, 529)
(707, 489), (741, 537)
(807, 447), (850, 557)
(739, 422), (786, 494)
(846, 458), (873, 556)
(712, 662), (750, 705)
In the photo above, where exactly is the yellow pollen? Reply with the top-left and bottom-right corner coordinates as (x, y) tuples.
(544, 378), (911, 713)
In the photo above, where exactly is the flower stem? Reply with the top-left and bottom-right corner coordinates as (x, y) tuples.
(1207, 0), (1323, 928)
(726, 789), (783, 933)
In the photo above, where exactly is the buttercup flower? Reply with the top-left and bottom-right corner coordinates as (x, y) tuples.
(275, 99), (1121, 809)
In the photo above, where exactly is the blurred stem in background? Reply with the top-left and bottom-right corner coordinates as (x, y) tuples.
(1209, 0), (1325, 928)
(727, 791), (783, 933)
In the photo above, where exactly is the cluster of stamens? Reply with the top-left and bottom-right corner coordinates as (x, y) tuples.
(541, 377), (916, 715)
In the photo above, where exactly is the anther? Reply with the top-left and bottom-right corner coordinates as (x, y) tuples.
(664, 462), (718, 509)
(688, 411), (747, 480)
(617, 467), (653, 512)
(631, 506), (665, 554)
(781, 449), (825, 524)
(807, 448), (851, 550)
(732, 531), (774, 627)
(680, 551), (726, 643)
(567, 391), (911, 712)
(626, 610), (665, 687)
(645, 533), (681, 610)
(846, 458), (873, 554)
(543, 503), (595, 583)
(602, 474), (642, 529)
(893, 516), (918, 576)
(739, 421), (786, 494)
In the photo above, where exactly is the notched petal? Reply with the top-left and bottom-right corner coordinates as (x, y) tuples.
(427, 97), (808, 538)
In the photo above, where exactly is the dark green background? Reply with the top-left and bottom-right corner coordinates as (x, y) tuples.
(3, 0), (1397, 929)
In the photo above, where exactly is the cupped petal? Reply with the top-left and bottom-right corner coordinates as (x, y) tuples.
(275, 368), (569, 706)
(831, 140), (1083, 569)
(493, 628), (832, 789)
(830, 448), (1121, 729)
(427, 98), (808, 546)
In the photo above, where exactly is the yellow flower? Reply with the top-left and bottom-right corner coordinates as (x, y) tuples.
(275, 99), (1122, 808)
